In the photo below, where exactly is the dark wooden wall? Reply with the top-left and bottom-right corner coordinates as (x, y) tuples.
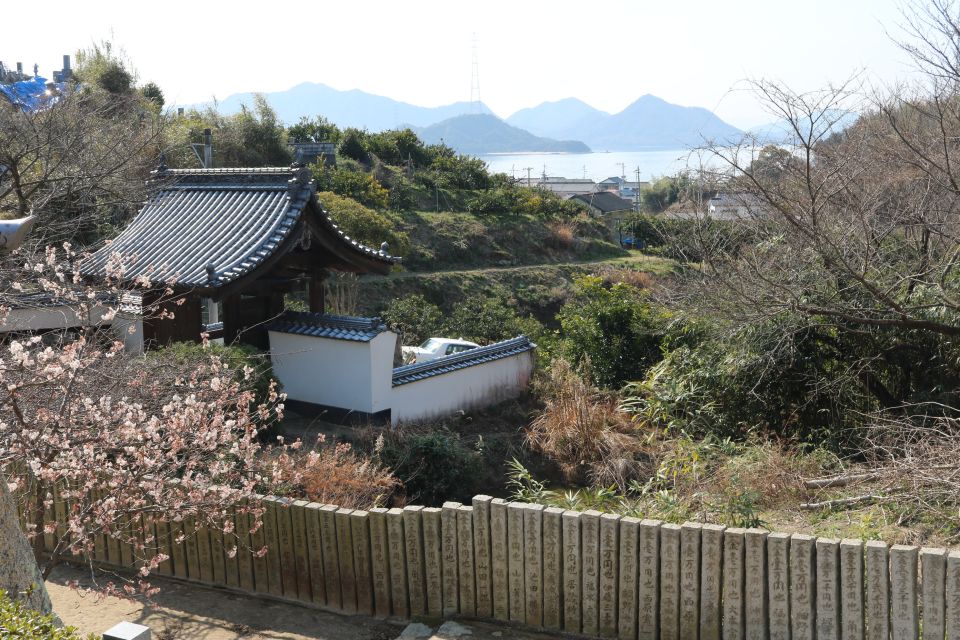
(142, 294), (204, 347)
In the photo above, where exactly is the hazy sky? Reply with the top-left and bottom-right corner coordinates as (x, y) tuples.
(5, 0), (920, 129)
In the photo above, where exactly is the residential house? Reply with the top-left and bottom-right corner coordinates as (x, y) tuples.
(535, 176), (597, 199)
(570, 191), (635, 216)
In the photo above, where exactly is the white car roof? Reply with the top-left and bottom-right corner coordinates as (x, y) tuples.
(432, 338), (479, 346)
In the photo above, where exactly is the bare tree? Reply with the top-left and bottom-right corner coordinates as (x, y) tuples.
(0, 88), (162, 249)
(664, 1), (960, 417)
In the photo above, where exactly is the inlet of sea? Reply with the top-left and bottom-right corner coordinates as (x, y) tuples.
(481, 148), (723, 182)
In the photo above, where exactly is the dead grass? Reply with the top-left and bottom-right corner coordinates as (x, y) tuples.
(597, 267), (655, 289)
(274, 440), (400, 508)
(703, 440), (822, 510)
(546, 220), (577, 251)
(526, 359), (648, 489)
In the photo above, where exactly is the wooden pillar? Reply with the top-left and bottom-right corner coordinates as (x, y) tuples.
(222, 294), (242, 345)
(309, 269), (327, 314)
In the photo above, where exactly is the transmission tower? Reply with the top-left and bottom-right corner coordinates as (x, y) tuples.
(470, 33), (481, 113)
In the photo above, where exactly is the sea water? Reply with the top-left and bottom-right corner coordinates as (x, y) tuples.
(481, 148), (738, 182)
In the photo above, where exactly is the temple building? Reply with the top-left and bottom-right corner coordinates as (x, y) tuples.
(80, 163), (397, 349)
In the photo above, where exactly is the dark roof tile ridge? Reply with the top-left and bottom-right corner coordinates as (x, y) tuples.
(271, 310), (387, 332)
(393, 335), (535, 381)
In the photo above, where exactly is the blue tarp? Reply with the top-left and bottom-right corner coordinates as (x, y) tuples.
(0, 76), (55, 112)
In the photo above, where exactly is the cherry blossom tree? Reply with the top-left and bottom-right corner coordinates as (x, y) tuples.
(0, 246), (320, 606)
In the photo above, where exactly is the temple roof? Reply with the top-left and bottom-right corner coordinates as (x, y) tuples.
(79, 165), (397, 293)
(268, 311), (389, 342)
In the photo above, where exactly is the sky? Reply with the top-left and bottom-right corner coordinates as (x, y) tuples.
(4, 0), (922, 129)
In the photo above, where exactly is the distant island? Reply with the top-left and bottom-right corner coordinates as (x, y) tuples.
(189, 82), (750, 155)
(507, 95), (742, 151)
(414, 114), (590, 155)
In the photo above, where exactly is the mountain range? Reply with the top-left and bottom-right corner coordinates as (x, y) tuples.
(414, 114), (590, 155)
(211, 82), (495, 131)
(194, 83), (753, 153)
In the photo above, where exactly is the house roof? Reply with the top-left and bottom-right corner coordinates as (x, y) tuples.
(79, 165), (397, 293)
(268, 311), (389, 342)
(392, 335), (536, 386)
(571, 191), (635, 214)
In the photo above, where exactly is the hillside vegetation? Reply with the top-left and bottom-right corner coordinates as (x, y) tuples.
(397, 210), (623, 272)
(164, 71), (960, 547)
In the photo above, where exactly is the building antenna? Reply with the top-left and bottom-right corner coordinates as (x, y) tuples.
(470, 33), (481, 113)
(617, 162), (626, 179)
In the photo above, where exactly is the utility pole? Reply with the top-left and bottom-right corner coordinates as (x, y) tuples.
(618, 162), (626, 179)
(203, 128), (212, 169)
(635, 166), (642, 212)
(190, 128), (214, 168)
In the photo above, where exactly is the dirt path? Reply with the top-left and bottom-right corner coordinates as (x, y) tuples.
(47, 564), (403, 640)
(365, 251), (674, 281)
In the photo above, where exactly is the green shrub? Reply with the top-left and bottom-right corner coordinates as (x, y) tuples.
(382, 294), (444, 346)
(313, 167), (390, 210)
(557, 276), (668, 388)
(467, 187), (586, 218)
(443, 296), (544, 345)
(316, 191), (408, 254)
(623, 315), (871, 448)
(375, 428), (483, 505)
(337, 128), (370, 163)
(0, 589), (92, 639)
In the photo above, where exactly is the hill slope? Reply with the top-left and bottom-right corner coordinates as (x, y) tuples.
(197, 82), (494, 130)
(415, 114), (591, 155)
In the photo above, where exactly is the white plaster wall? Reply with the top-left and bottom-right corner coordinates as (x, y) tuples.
(1, 303), (122, 332)
(268, 330), (397, 414)
(389, 351), (534, 425)
(369, 332), (397, 413)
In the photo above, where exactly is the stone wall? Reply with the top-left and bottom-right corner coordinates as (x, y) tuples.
(37, 493), (960, 639)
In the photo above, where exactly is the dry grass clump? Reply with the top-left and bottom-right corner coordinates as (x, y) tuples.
(276, 439), (399, 509)
(695, 439), (821, 510)
(546, 220), (577, 251)
(598, 267), (655, 290)
(526, 359), (647, 489)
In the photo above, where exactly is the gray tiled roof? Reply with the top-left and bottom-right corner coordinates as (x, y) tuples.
(79, 166), (396, 289)
(3, 290), (115, 309)
(268, 311), (389, 342)
(571, 191), (634, 213)
(392, 335), (535, 386)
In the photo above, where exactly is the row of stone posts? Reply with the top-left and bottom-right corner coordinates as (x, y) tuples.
(68, 493), (960, 639)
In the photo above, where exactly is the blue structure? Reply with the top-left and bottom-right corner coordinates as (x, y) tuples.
(0, 76), (58, 112)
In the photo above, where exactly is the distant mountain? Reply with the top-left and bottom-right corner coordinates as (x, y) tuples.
(506, 98), (609, 139)
(415, 114), (591, 155)
(748, 109), (860, 144)
(584, 95), (742, 150)
(506, 95), (742, 151)
(198, 82), (494, 131)
(191, 83), (744, 152)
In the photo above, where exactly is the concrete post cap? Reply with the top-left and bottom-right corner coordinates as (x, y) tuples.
(103, 621), (151, 640)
